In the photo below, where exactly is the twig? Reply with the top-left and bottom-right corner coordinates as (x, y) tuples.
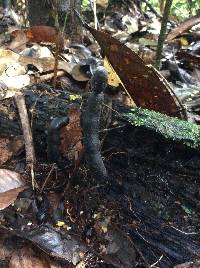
(40, 163), (56, 193)
(141, 0), (175, 26)
(53, 1), (60, 88)
(154, 0), (173, 69)
(39, 70), (65, 83)
(150, 255), (163, 267)
(14, 91), (36, 188)
(90, 0), (98, 29)
(53, 38), (60, 88)
(14, 92), (36, 165)
(142, 0), (163, 19)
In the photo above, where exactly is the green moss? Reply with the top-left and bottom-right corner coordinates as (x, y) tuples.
(123, 108), (200, 149)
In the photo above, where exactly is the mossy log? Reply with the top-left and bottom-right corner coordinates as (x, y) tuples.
(1, 90), (200, 156)
(121, 107), (200, 150)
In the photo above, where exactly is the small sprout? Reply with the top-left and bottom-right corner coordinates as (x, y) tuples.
(69, 94), (81, 101)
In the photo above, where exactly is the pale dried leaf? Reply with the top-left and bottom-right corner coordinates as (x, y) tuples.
(0, 74), (30, 97)
(71, 64), (90, 81)
(0, 186), (26, 210)
(0, 49), (20, 75)
(0, 49), (19, 61)
(96, 0), (108, 8)
(5, 63), (27, 77)
(0, 169), (26, 210)
(19, 56), (73, 74)
(0, 169), (24, 192)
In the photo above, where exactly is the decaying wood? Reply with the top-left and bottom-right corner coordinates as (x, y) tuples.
(0, 88), (200, 156)
(0, 88), (77, 155)
(1, 87), (200, 267)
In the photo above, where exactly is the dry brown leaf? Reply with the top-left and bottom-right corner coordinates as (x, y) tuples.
(0, 138), (13, 166)
(9, 247), (60, 268)
(19, 55), (73, 74)
(104, 56), (120, 87)
(176, 51), (200, 69)
(9, 26), (64, 50)
(96, 0), (108, 8)
(60, 108), (83, 160)
(85, 24), (185, 118)
(0, 186), (26, 210)
(0, 235), (15, 261)
(0, 169), (26, 210)
(104, 56), (135, 106)
(9, 30), (28, 51)
(25, 26), (64, 48)
(167, 14), (200, 41)
(7, 136), (24, 154)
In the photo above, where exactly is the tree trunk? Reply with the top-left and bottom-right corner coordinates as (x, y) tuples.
(27, 0), (52, 26)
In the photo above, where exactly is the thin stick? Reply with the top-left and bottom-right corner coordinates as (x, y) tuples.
(93, 0), (97, 30)
(53, 1), (60, 88)
(154, 0), (173, 69)
(89, 0), (99, 29)
(14, 91), (36, 187)
(40, 163), (56, 193)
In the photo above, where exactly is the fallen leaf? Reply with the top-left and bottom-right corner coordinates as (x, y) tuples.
(9, 30), (28, 51)
(104, 56), (120, 87)
(25, 26), (64, 48)
(97, 0), (108, 8)
(0, 138), (13, 166)
(0, 74), (31, 94)
(19, 55), (73, 74)
(10, 26), (64, 49)
(0, 187), (26, 210)
(76, 261), (86, 268)
(60, 108), (83, 160)
(0, 169), (26, 210)
(27, 226), (86, 264)
(5, 62), (27, 77)
(0, 49), (20, 74)
(167, 14), (200, 41)
(7, 136), (24, 154)
(85, 24), (185, 118)
(9, 247), (61, 268)
(0, 49), (19, 62)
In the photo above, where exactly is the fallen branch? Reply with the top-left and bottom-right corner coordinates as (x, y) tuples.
(14, 91), (36, 165)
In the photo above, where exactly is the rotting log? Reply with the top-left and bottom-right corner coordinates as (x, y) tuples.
(1, 90), (200, 267)
(1, 91), (200, 155)
(121, 107), (200, 150)
(0, 88), (80, 157)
